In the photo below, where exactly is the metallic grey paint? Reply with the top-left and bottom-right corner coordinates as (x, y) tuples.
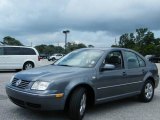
(6, 48), (159, 110)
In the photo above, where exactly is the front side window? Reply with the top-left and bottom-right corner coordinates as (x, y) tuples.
(124, 51), (139, 69)
(104, 51), (123, 69)
(0, 47), (4, 55)
(55, 49), (104, 68)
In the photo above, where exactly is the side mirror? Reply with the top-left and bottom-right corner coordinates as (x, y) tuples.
(100, 64), (115, 71)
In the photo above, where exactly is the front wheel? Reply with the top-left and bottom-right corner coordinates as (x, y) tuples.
(139, 80), (154, 102)
(68, 88), (87, 120)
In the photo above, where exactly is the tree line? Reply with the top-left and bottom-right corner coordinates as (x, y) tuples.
(112, 28), (160, 56)
(1, 28), (160, 56)
(0, 36), (93, 55)
(35, 42), (88, 55)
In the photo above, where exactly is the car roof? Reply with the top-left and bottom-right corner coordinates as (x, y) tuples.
(79, 47), (133, 52)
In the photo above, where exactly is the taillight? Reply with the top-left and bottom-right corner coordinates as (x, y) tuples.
(38, 56), (41, 61)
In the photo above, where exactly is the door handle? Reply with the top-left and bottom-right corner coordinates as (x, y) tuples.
(122, 72), (127, 77)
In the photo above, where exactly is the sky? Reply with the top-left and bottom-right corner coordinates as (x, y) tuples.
(0, 0), (160, 47)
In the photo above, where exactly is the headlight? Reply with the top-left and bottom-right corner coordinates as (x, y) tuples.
(10, 76), (14, 83)
(31, 81), (50, 90)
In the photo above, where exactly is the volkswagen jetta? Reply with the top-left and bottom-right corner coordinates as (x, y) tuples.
(6, 48), (159, 120)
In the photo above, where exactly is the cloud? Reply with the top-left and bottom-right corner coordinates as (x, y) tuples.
(16, 30), (117, 47)
(0, 0), (160, 47)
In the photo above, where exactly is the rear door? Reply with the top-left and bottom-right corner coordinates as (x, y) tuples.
(123, 50), (146, 92)
(21, 47), (37, 64)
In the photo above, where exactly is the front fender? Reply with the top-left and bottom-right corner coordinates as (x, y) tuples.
(63, 76), (96, 103)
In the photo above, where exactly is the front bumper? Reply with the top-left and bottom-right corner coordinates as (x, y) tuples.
(6, 85), (65, 110)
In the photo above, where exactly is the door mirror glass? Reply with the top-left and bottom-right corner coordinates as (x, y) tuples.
(101, 64), (115, 71)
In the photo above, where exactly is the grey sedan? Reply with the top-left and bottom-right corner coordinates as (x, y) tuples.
(6, 48), (159, 120)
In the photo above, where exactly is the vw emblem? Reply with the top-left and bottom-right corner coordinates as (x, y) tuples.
(16, 80), (22, 86)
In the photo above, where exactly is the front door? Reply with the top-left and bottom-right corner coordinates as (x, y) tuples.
(96, 51), (128, 101)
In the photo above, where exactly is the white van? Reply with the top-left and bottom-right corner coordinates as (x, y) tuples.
(0, 46), (40, 70)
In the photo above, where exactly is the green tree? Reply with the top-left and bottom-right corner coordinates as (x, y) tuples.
(119, 33), (135, 48)
(112, 28), (160, 56)
(35, 42), (86, 55)
(66, 42), (86, 53)
(88, 45), (94, 48)
(3, 36), (23, 46)
(35, 44), (65, 55)
(35, 44), (48, 54)
(54, 46), (65, 54)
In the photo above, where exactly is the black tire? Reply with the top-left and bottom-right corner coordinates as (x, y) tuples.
(52, 58), (56, 61)
(139, 80), (154, 102)
(16, 69), (21, 72)
(68, 88), (87, 120)
(23, 62), (34, 70)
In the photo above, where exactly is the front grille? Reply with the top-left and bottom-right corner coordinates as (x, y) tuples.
(11, 78), (30, 89)
(9, 97), (25, 106)
(9, 97), (41, 109)
(26, 102), (41, 108)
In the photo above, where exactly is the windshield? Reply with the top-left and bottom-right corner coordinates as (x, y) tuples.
(54, 49), (104, 68)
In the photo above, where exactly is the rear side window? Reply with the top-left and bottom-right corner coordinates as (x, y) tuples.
(4, 47), (21, 55)
(21, 48), (36, 55)
(0, 47), (4, 55)
(124, 51), (139, 69)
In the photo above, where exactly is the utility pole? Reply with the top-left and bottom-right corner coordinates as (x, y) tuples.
(115, 38), (117, 46)
(57, 41), (59, 46)
(63, 30), (70, 53)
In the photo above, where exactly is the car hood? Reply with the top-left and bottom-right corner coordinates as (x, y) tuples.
(15, 65), (93, 82)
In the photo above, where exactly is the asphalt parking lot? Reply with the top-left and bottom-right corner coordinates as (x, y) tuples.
(0, 60), (160, 120)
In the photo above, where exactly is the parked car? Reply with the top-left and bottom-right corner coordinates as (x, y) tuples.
(145, 55), (160, 63)
(0, 46), (40, 70)
(6, 48), (159, 120)
(48, 53), (63, 61)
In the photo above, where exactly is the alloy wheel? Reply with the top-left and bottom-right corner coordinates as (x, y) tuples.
(80, 93), (87, 116)
(145, 83), (153, 99)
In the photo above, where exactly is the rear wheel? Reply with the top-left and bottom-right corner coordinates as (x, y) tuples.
(68, 88), (87, 120)
(139, 80), (154, 102)
(23, 62), (34, 70)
